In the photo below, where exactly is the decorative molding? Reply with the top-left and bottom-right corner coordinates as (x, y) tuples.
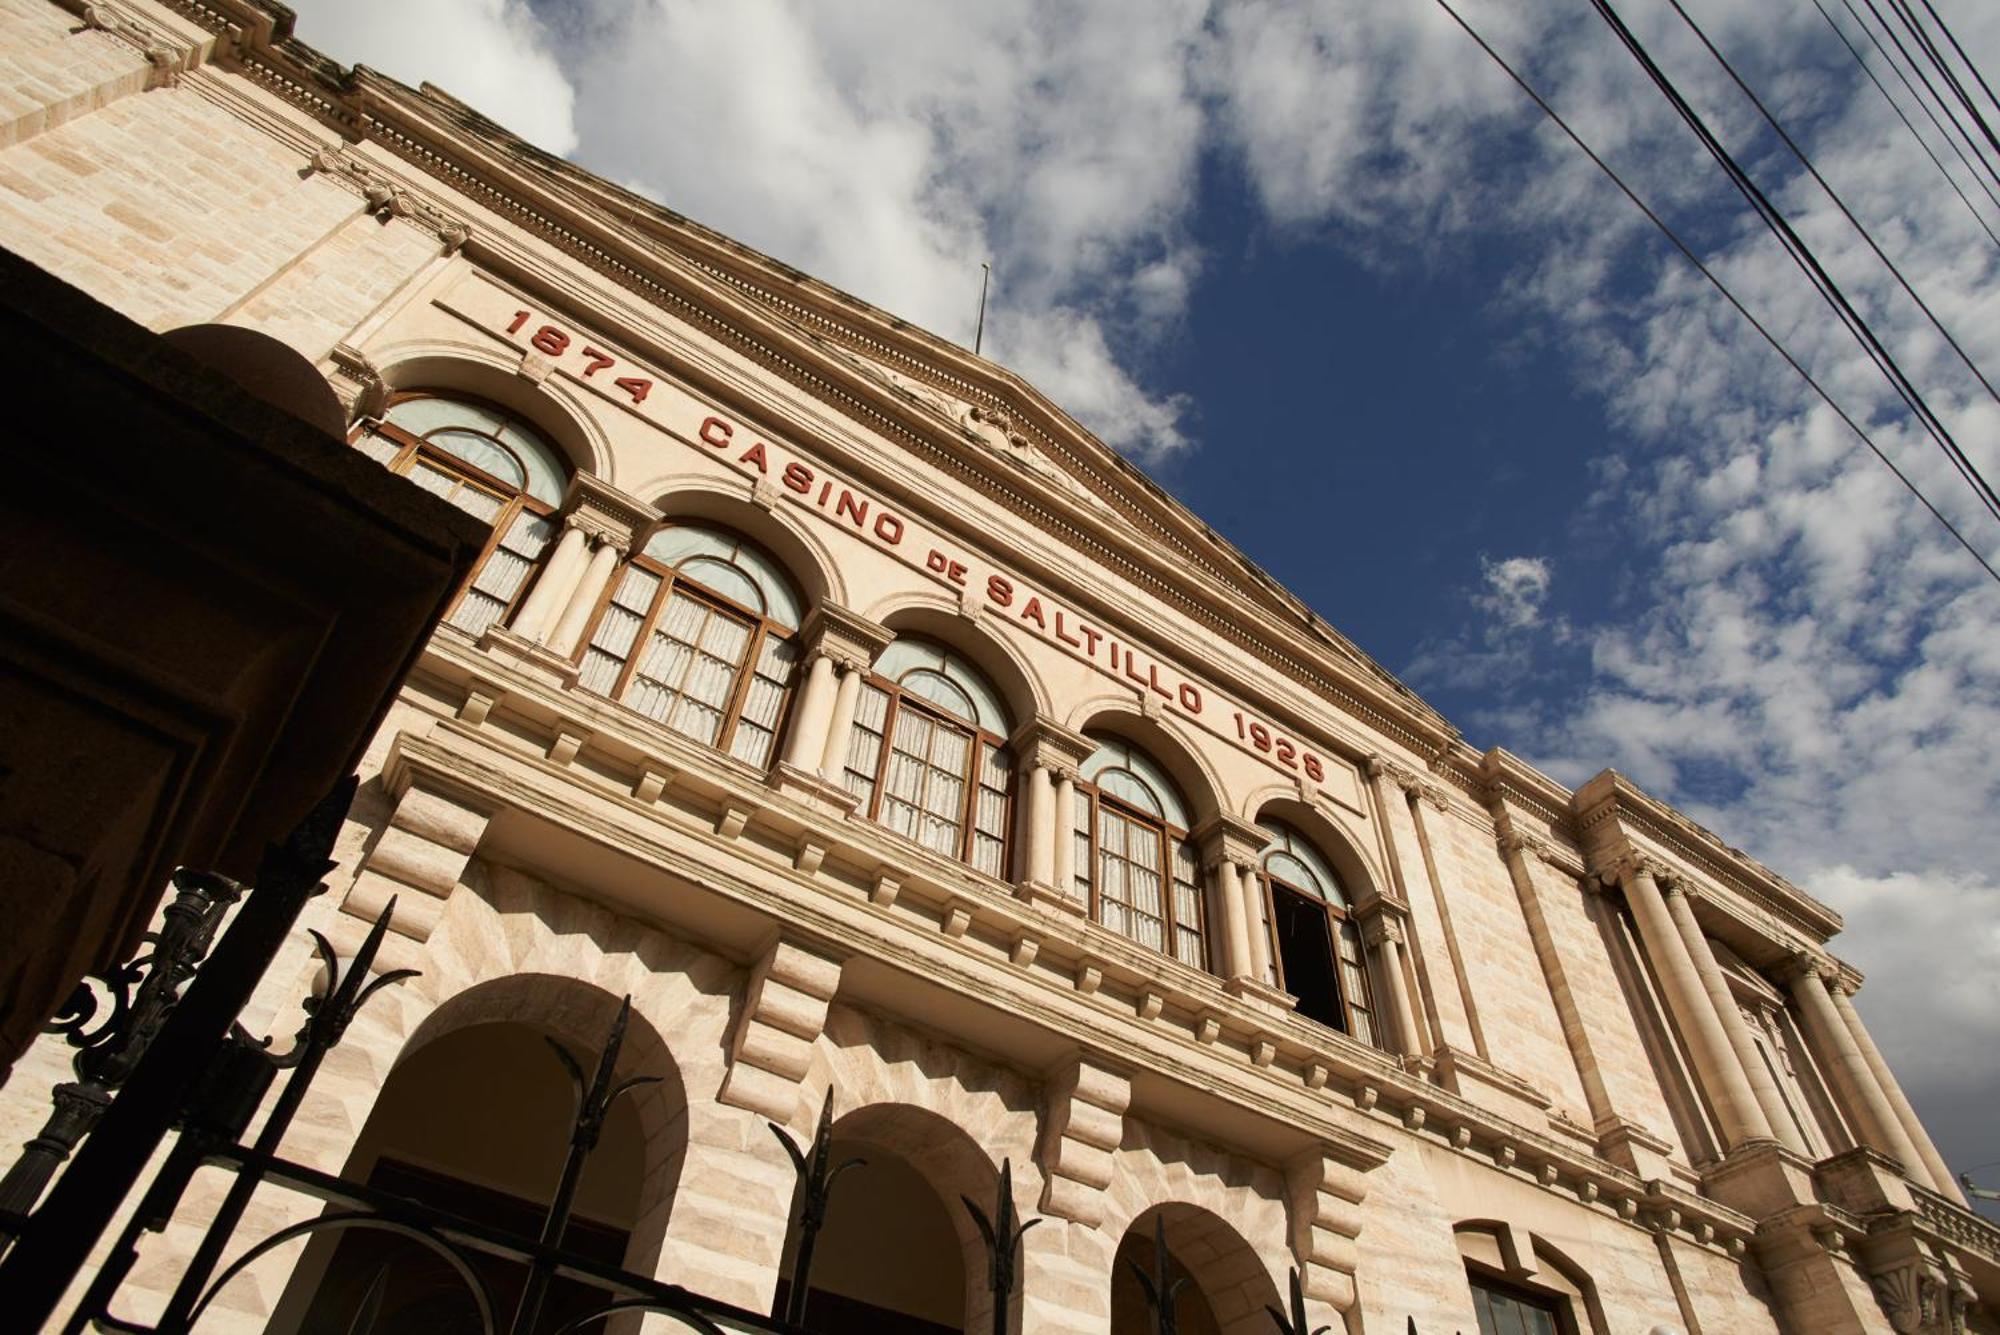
(798, 601), (892, 671)
(327, 342), (388, 420)
(1367, 755), (1448, 812)
(75, 0), (194, 89)
(1038, 1056), (1129, 1227)
(303, 141), (472, 254)
(716, 935), (845, 1124)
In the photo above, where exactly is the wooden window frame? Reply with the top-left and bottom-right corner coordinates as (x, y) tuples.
(1076, 783), (1208, 972)
(571, 539), (799, 767)
(1257, 865), (1377, 1045)
(1464, 1264), (1581, 1335)
(847, 674), (1014, 879)
(355, 394), (562, 629)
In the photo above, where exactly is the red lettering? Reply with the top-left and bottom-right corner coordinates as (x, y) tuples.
(815, 480), (833, 508)
(506, 309), (530, 335)
(1249, 722), (1272, 753)
(1122, 650), (1148, 687)
(987, 575), (1014, 607)
(1275, 739), (1296, 766)
(1079, 625), (1102, 656)
(737, 441), (769, 473)
(1020, 596), (1047, 629)
(531, 325), (570, 356)
(782, 462), (814, 494)
(1177, 683), (1203, 714)
(946, 560), (967, 585)
(1304, 755), (1325, 783)
(873, 513), (904, 545)
(1146, 664), (1173, 701)
(1054, 611), (1082, 648)
(614, 376), (651, 404)
(699, 416), (733, 449)
(580, 346), (614, 377)
(927, 550), (949, 574)
(836, 491), (870, 527)
(1232, 711), (1247, 740)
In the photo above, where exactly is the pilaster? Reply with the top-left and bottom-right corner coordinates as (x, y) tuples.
(1285, 1149), (1368, 1314)
(338, 771), (493, 975)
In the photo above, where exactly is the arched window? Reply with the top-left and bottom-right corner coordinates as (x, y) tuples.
(575, 523), (802, 769)
(1074, 735), (1204, 969)
(355, 393), (570, 636)
(1256, 822), (1375, 1045)
(838, 639), (1013, 877)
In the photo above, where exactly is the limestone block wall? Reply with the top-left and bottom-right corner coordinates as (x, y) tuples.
(0, 0), (155, 149)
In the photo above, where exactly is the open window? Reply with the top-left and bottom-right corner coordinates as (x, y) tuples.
(353, 393), (570, 637)
(839, 638), (1014, 878)
(1255, 821), (1375, 1045)
(574, 522), (803, 769)
(1074, 735), (1205, 969)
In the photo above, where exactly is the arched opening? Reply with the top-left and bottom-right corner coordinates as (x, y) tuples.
(1253, 820), (1375, 1045)
(1109, 1203), (1279, 1335)
(837, 636), (1016, 878)
(1075, 731), (1207, 970)
(350, 391), (574, 638)
(774, 1103), (1002, 1334)
(266, 982), (685, 1335)
(1453, 1221), (1604, 1335)
(572, 520), (806, 770)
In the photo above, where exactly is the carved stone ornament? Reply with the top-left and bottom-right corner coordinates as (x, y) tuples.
(327, 343), (389, 421)
(1367, 755), (1449, 811)
(304, 143), (472, 254)
(79, 0), (189, 88)
(1360, 914), (1404, 949)
(1870, 1262), (1968, 1335)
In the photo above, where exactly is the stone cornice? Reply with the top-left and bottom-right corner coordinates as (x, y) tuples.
(1193, 812), (1269, 870)
(1366, 754), (1450, 813)
(1007, 717), (1094, 776)
(1572, 771), (1841, 942)
(563, 473), (657, 552)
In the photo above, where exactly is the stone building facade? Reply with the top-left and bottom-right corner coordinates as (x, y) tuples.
(1, 1), (1995, 1331)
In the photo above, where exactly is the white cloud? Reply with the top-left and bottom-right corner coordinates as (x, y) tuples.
(1477, 555), (1553, 629)
(287, 0), (578, 156)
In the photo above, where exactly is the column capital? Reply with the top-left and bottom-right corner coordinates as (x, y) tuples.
(1368, 754), (1449, 811)
(1361, 915), (1404, 949)
(1779, 951), (1836, 986)
(1831, 962), (1865, 996)
(1596, 848), (1685, 893)
(1193, 812), (1268, 869)
(1009, 716), (1094, 774)
(562, 473), (657, 553)
(800, 601), (893, 672)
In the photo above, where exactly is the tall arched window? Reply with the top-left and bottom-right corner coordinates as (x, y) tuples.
(839, 639), (1013, 877)
(355, 393), (570, 636)
(575, 523), (802, 769)
(1256, 822), (1374, 1045)
(1074, 735), (1204, 969)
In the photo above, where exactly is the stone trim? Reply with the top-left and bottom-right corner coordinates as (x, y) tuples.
(1285, 1150), (1368, 1311)
(338, 776), (492, 969)
(716, 934), (845, 1124)
(1036, 1055), (1129, 1226)
(798, 601), (892, 672)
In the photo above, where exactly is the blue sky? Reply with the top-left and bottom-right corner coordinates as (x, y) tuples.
(289, 0), (2000, 1209)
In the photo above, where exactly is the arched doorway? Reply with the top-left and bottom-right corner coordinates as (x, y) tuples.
(265, 982), (684, 1334)
(774, 1103), (1003, 1334)
(1109, 1203), (1281, 1335)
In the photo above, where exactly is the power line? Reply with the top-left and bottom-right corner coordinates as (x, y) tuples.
(1809, 0), (2000, 251)
(1589, 0), (2000, 527)
(1839, 0), (2000, 218)
(1422, 0), (2000, 585)
(1855, 0), (2000, 193)
(1885, 0), (2000, 162)
(1663, 0), (2000, 414)
(1915, 0), (2000, 130)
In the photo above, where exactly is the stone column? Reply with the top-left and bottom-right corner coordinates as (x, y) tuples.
(1051, 769), (1078, 897)
(1008, 719), (1094, 907)
(1664, 884), (1804, 1156)
(546, 532), (621, 657)
(509, 517), (589, 643)
(1362, 913), (1424, 1056)
(1786, 955), (1927, 1178)
(1613, 855), (1772, 1150)
(1240, 858), (1274, 986)
(780, 651), (839, 772)
(1829, 974), (1961, 1199)
(1210, 857), (1256, 981)
(816, 659), (865, 778)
